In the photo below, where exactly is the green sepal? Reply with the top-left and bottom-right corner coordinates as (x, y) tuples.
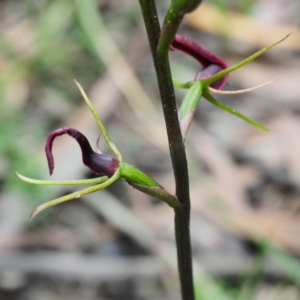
(75, 80), (123, 162)
(179, 81), (203, 141)
(29, 168), (121, 220)
(16, 172), (109, 186)
(203, 92), (269, 131)
(201, 34), (290, 89)
(179, 81), (203, 121)
(172, 35), (290, 91)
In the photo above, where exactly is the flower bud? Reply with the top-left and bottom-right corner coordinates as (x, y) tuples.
(171, 0), (202, 14)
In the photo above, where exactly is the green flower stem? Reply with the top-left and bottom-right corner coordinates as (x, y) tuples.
(120, 162), (181, 208)
(157, 8), (182, 54)
(139, 1), (195, 299)
(157, 1), (202, 53)
(120, 162), (160, 187)
(202, 34), (290, 88)
(16, 172), (109, 186)
(74, 80), (123, 162)
(138, 1), (190, 203)
(129, 182), (181, 208)
(203, 92), (269, 131)
(29, 168), (121, 220)
(173, 78), (193, 89)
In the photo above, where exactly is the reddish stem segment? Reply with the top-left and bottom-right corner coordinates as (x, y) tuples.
(171, 34), (228, 89)
(45, 128), (119, 177)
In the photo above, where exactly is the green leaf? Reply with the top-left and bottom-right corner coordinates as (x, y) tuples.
(204, 92), (269, 131)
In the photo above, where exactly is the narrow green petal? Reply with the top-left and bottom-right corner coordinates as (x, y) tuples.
(207, 80), (277, 95)
(74, 80), (123, 162)
(179, 81), (203, 121)
(30, 168), (121, 220)
(179, 81), (203, 141)
(16, 172), (109, 186)
(204, 92), (269, 131)
(202, 34), (290, 88)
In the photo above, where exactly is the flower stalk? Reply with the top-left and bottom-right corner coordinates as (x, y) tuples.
(138, 1), (199, 300)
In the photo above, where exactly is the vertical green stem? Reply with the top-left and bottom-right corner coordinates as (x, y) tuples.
(138, 1), (195, 299)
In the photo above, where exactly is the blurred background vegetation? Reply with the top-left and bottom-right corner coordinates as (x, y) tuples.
(0, 0), (300, 299)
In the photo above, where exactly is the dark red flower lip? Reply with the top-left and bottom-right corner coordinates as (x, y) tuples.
(45, 127), (119, 178)
(171, 34), (228, 89)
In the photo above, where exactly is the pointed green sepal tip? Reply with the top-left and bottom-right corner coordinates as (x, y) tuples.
(29, 168), (121, 220)
(202, 33), (291, 88)
(179, 81), (203, 140)
(74, 79), (123, 162)
(208, 79), (278, 96)
(204, 93), (269, 131)
(16, 172), (109, 186)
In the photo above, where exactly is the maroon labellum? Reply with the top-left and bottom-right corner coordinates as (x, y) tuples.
(171, 34), (228, 89)
(45, 127), (119, 177)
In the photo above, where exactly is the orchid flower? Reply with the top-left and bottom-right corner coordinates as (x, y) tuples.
(17, 80), (180, 220)
(171, 34), (290, 140)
